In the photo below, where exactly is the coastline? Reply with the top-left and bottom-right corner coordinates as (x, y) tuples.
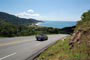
(35, 21), (77, 28)
(35, 22), (43, 25)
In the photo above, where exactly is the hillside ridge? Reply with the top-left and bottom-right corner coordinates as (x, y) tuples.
(0, 12), (40, 26)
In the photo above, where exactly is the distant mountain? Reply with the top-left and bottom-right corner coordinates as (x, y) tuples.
(0, 12), (41, 26)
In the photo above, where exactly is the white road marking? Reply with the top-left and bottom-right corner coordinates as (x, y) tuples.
(0, 52), (16, 60)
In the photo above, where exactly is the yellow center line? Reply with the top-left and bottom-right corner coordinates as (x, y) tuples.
(0, 40), (32, 47)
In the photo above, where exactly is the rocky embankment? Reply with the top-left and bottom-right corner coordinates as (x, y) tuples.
(69, 10), (90, 59)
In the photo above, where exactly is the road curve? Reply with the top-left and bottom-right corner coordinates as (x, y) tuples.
(0, 34), (68, 60)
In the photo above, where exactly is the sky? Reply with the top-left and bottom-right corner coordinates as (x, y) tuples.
(0, 0), (90, 21)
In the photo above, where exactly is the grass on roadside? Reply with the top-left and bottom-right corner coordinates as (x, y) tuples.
(37, 37), (89, 60)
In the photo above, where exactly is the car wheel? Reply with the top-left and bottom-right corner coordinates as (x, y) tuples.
(36, 38), (39, 41)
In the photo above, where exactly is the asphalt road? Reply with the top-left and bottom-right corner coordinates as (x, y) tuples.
(0, 34), (67, 60)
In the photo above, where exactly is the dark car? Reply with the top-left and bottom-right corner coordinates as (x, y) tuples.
(36, 34), (48, 41)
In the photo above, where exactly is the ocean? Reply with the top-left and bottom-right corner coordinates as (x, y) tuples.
(36, 21), (77, 28)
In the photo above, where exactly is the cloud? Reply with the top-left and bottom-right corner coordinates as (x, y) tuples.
(27, 9), (34, 13)
(15, 9), (44, 20)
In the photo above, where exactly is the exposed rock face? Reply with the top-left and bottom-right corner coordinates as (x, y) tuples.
(69, 29), (90, 49)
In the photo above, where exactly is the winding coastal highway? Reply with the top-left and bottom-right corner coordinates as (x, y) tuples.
(0, 34), (67, 60)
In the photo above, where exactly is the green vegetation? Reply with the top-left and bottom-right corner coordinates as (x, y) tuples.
(60, 26), (75, 34)
(37, 11), (90, 60)
(37, 37), (71, 60)
(0, 18), (72, 37)
(0, 19), (74, 37)
(75, 10), (90, 31)
(0, 12), (75, 37)
(0, 12), (40, 26)
(38, 36), (89, 60)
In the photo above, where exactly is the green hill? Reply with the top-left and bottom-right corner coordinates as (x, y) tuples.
(75, 10), (90, 31)
(0, 18), (64, 37)
(0, 12), (40, 26)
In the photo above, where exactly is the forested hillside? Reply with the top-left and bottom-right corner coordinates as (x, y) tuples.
(0, 12), (40, 26)
(75, 10), (90, 31)
(0, 18), (75, 37)
(0, 18), (62, 37)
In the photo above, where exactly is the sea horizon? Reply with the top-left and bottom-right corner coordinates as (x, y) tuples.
(36, 21), (77, 28)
